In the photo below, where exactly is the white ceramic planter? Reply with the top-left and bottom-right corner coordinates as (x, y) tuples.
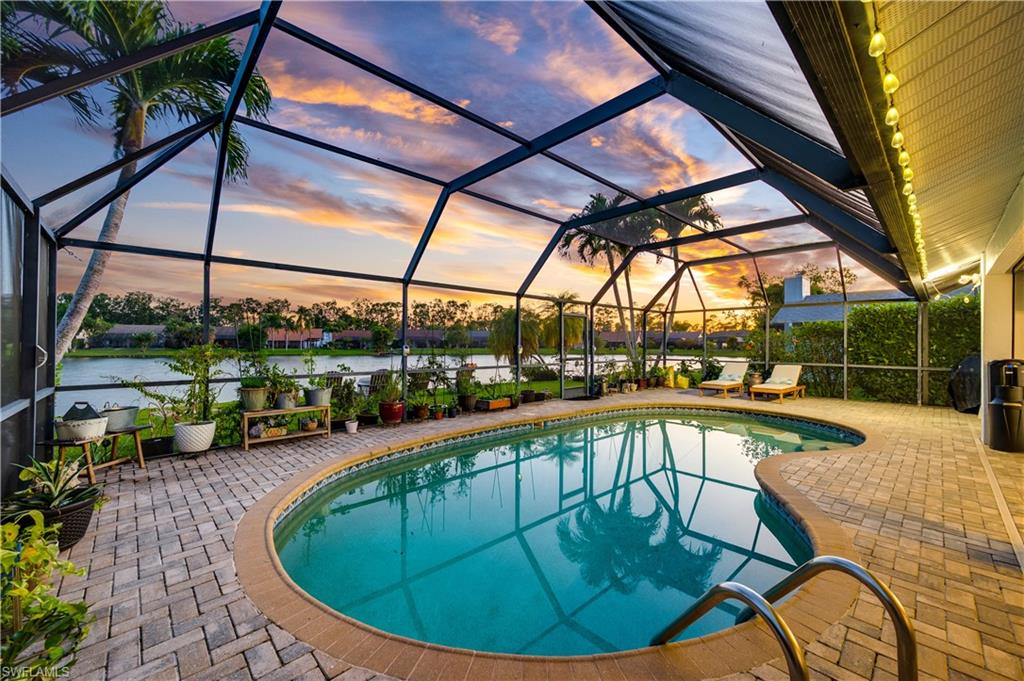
(345, 420), (358, 434)
(174, 421), (216, 453)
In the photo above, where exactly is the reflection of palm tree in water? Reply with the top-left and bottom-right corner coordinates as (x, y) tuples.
(557, 421), (723, 598)
(556, 485), (660, 594)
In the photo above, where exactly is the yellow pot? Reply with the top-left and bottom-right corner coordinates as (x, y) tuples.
(676, 375), (690, 389)
(666, 367), (676, 387)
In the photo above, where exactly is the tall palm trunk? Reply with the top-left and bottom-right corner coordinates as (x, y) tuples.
(604, 244), (635, 360)
(623, 264), (637, 360)
(54, 106), (146, 361)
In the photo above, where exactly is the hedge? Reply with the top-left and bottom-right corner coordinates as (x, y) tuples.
(742, 295), (979, 405)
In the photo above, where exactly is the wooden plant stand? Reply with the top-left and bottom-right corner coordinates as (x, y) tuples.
(41, 424), (149, 484)
(242, 405), (331, 451)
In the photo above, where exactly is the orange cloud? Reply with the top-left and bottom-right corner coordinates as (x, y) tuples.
(262, 58), (458, 126)
(444, 4), (522, 54)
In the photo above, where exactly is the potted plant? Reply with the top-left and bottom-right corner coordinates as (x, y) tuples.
(456, 371), (479, 412)
(409, 391), (430, 420)
(266, 363), (300, 409)
(430, 403), (445, 420)
(4, 456), (106, 550)
(302, 352), (332, 406)
(238, 352), (269, 411)
(123, 345), (233, 454)
(377, 372), (405, 425)
(649, 365), (666, 387)
(507, 381), (520, 409)
(328, 363), (357, 430)
(446, 403), (459, 418)
(478, 377), (511, 411)
(520, 380), (536, 403)
(357, 394), (380, 427)
(172, 345), (232, 453)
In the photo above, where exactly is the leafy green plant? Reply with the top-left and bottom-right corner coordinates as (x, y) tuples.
(329, 364), (359, 420)
(1, 512), (92, 677)
(237, 352), (269, 389)
(357, 394), (379, 417)
(214, 401), (243, 447)
(377, 372), (403, 403)
(408, 391), (430, 409)
(303, 352), (330, 390)
(455, 370), (479, 397)
(121, 344), (234, 425)
(265, 363), (300, 403)
(648, 365), (666, 380)
(3, 458), (105, 514)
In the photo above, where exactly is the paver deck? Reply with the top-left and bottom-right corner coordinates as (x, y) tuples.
(57, 391), (1024, 681)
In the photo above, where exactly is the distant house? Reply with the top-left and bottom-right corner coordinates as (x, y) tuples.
(212, 326), (237, 347)
(770, 275), (910, 331)
(667, 331), (703, 349)
(598, 331), (640, 348)
(406, 329), (445, 348)
(91, 324), (166, 349)
(265, 328), (333, 349)
(333, 329), (372, 349)
(706, 329), (749, 349)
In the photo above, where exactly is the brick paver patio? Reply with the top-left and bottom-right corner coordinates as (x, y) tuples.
(57, 391), (1023, 681)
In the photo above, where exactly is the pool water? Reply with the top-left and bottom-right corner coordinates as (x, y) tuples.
(274, 412), (859, 656)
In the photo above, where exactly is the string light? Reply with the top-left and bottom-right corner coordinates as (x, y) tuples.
(865, 2), (927, 280)
(868, 31), (887, 57)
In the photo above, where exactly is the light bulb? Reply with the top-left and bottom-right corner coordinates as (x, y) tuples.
(883, 72), (900, 94)
(907, 193), (917, 206)
(898, 151), (910, 166)
(885, 107), (899, 126)
(902, 167), (914, 181)
(891, 131), (905, 148)
(902, 181), (913, 195)
(909, 205), (919, 216)
(868, 32), (887, 57)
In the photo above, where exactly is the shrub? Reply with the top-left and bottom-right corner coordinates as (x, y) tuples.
(1, 513), (92, 677)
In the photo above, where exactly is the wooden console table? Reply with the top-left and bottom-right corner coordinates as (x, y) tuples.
(242, 405), (331, 451)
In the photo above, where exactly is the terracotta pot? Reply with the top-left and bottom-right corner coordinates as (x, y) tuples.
(379, 401), (405, 425)
(637, 378), (648, 390)
(413, 404), (430, 420)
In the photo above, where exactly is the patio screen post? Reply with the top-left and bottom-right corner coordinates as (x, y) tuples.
(202, 262), (211, 420)
(401, 284), (408, 404)
(920, 302), (930, 404)
(916, 302), (923, 406)
(641, 312), (648, 378)
(662, 312), (669, 369)
(21, 210), (41, 463)
(765, 305), (770, 375)
(843, 302), (849, 400)
(558, 302), (565, 399)
(515, 297), (522, 386)
(702, 310), (708, 373)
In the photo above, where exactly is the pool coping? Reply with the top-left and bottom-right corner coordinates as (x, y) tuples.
(235, 398), (879, 679)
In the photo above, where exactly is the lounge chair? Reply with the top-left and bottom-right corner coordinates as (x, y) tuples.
(698, 361), (748, 398)
(366, 370), (389, 396)
(750, 364), (806, 403)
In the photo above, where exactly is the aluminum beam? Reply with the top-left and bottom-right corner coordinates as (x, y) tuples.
(761, 170), (894, 254)
(54, 120), (216, 238)
(202, 1), (281, 262)
(563, 169), (761, 232)
(1, 11), (259, 116)
(448, 76), (666, 192)
(591, 249), (641, 306)
(638, 215), (807, 252)
(34, 116), (220, 207)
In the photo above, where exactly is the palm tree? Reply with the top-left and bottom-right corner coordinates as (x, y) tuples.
(2, 1), (272, 361)
(558, 193), (642, 359)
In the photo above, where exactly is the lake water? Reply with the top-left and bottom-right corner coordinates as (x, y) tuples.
(55, 354), (596, 414)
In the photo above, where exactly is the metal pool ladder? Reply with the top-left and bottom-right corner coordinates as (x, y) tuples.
(649, 555), (918, 681)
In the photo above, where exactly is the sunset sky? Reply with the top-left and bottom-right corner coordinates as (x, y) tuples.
(2, 0), (894, 311)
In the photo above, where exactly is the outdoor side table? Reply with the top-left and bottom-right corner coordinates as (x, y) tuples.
(40, 424), (149, 484)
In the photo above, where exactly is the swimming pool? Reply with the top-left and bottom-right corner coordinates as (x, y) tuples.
(273, 411), (860, 656)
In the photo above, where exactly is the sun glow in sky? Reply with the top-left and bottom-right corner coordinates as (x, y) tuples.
(2, 0), (877, 310)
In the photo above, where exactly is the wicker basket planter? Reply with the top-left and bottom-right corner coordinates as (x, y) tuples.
(40, 498), (96, 551)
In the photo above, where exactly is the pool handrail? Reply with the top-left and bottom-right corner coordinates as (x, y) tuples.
(649, 581), (809, 681)
(732, 555), (917, 681)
